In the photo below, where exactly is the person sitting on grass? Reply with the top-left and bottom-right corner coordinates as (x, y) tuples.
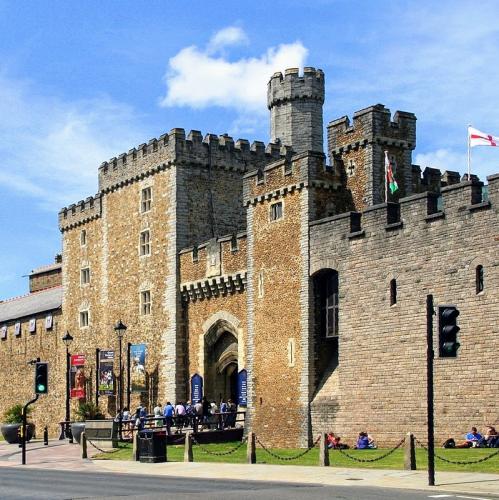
(355, 432), (370, 449)
(326, 432), (341, 449)
(456, 426), (483, 448)
(483, 426), (498, 448)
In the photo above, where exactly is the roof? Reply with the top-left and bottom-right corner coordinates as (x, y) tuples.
(0, 286), (63, 323)
(30, 262), (62, 275)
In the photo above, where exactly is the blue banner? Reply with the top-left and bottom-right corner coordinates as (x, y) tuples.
(237, 369), (247, 407)
(130, 344), (147, 393)
(191, 373), (203, 404)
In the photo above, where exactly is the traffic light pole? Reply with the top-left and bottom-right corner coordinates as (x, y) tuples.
(21, 394), (39, 465)
(426, 294), (435, 486)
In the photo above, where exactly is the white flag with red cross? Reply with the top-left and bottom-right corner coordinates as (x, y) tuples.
(468, 126), (499, 148)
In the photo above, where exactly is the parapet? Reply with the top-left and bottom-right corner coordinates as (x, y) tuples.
(58, 194), (102, 231)
(328, 104), (417, 152)
(97, 128), (286, 192)
(267, 67), (325, 110)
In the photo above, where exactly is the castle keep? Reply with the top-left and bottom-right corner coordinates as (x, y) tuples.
(1, 67), (497, 447)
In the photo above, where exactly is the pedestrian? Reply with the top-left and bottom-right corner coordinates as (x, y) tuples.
(163, 401), (174, 435)
(153, 403), (163, 427)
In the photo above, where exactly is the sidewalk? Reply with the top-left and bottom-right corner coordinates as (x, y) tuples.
(1, 440), (498, 497)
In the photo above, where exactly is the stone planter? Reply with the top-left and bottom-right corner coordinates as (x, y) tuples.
(1, 423), (35, 444)
(71, 422), (85, 444)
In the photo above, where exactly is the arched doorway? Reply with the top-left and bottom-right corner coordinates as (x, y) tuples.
(204, 320), (238, 402)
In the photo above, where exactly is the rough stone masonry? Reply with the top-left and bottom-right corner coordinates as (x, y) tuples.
(0, 66), (497, 448)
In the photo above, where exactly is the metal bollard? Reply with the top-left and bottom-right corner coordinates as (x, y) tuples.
(404, 432), (417, 470)
(184, 432), (193, 462)
(319, 433), (330, 467)
(247, 432), (256, 464)
(81, 432), (88, 459)
(43, 426), (48, 446)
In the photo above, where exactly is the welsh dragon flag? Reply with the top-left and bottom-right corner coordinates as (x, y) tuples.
(385, 151), (398, 194)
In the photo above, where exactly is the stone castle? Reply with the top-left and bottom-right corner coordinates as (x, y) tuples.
(1, 67), (497, 447)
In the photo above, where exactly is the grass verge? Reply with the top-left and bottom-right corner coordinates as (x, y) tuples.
(92, 441), (499, 473)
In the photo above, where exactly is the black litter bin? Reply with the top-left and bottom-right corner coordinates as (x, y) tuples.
(138, 429), (167, 463)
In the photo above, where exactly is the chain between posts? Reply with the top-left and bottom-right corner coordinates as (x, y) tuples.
(256, 434), (322, 461)
(415, 437), (499, 465)
(191, 435), (248, 456)
(335, 437), (406, 463)
(86, 438), (122, 454)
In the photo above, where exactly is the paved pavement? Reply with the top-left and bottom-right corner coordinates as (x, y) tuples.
(1, 440), (498, 498)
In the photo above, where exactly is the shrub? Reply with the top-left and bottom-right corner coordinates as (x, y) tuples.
(75, 402), (105, 421)
(2, 404), (32, 424)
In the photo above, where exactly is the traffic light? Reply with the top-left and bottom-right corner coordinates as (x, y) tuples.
(35, 362), (48, 394)
(438, 305), (460, 357)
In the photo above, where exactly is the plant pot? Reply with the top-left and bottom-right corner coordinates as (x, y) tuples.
(1, 423), (35, 444)
(71, 422), (85, 444)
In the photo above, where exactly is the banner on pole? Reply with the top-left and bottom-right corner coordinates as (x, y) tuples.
(70, 354), (86, 399)
(130, 344), (147, 393)
(190, 373), (203, 404)
(237, 369), (247, 407)
(98, 350), (115, 396)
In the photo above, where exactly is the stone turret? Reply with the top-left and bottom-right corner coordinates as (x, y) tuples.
(267, 67), (325, 154)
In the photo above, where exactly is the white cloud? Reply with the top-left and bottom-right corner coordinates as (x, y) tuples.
(207, 26), (248, 53)
(160, 27), (308, 113)
(415, 149), (465, 173)
(0, 75), (143, 210)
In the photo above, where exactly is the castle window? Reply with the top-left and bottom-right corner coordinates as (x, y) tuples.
(476, 265), (484, 294)
(314, 270), (339, 338)
(347, 160), (356, 177)
(79, 310), (89, 328)
(140, 230), (151, 256)
(390, 278), (397, 306)
(390, 154), (397, 174)
(140, 290), (151, 315)
(270, 202), (283, 221)
(287, 338), (295, 367)
(141, 187), (152, 213)
(80, 267), (90, 285)
(258, 270), (264, 298)
(80, 229), (87, 246)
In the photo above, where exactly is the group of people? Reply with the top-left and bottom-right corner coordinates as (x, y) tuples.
(116, 397), (238, 437)
(326, 431), (377, 450)
(447, 426), (499, 448)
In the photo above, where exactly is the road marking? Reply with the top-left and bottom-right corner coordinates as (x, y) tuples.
(456, 496), (493, 500)
(428, 496), (454, 498)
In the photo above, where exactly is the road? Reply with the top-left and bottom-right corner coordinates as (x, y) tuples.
(0, 467), (497, 500)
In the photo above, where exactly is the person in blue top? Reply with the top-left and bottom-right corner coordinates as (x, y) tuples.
(355, 432), (370, 449)
(163, 401), (174, 435)
(457, 426), (483, 447)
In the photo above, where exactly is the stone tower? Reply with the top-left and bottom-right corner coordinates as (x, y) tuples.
(267, 67), (325, 154)
(327, 104), (416, 210)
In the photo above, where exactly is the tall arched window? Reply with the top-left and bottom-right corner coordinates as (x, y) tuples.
(476, 265), (484, 294)
(314, 270), (339, 338)
(390, 278), (397, 306)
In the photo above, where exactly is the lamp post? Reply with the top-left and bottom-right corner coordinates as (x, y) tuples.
(62, 331), (73, 442)
(114, 320), (127, 438)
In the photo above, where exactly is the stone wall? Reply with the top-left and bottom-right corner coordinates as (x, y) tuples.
(309, 174), (499, 446)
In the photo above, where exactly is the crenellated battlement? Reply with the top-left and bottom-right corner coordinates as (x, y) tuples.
(267, 67), (325, 109)
(96, 128), (287, 193)
(310, 174), (497, 242)
(58, 194), (102, 231)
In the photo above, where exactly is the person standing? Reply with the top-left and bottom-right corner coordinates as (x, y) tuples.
(163, 401), (174, 435)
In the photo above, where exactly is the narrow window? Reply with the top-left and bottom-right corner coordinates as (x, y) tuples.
(79, 310), (89, 328)
(140, 290), (151, 315)
(390, 278), (397, 305)
(476, 265), (484, 294)
(315, 270), (339, 338)
(80, 229), (87, 246)
(140, 230), (151, 256)
(270, 202), (283, 221)
(287, 338), (295, 367)
(141, 187), (152, 213)
(80, 267), (90, 285)
(258, 270), (264, 298)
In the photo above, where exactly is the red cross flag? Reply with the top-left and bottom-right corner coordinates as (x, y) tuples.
(468, 126), (499, 148)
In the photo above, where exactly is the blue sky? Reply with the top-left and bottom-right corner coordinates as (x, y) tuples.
(1, 0), (498, 299)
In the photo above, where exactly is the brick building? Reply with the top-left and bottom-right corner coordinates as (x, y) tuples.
(1, 67), (497, 447)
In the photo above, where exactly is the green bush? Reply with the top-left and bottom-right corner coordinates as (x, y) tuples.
(2, 404), (32, 424)
(75, 401), (105, 421)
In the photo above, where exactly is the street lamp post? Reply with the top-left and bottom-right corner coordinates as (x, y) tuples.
(62, 331), (73, 443)
(114, 320), (127, 439)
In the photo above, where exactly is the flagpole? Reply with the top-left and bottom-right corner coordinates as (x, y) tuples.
(467, 124), (471, 180)
(384, 150), (388, 203)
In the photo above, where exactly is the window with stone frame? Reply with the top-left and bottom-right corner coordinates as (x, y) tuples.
(141, 187), (152, 213)
(390, 278), (397, 306)
(79, 310), (89, 328)
(140, 290), (151, 315)
(140, 229), (151, 256)
(315, 270), (339, 338)
(80, 229), (87, 246)
(270, 201), (283, 221)
(80, 267), (90, 285)
(476, 265), (484, 294)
